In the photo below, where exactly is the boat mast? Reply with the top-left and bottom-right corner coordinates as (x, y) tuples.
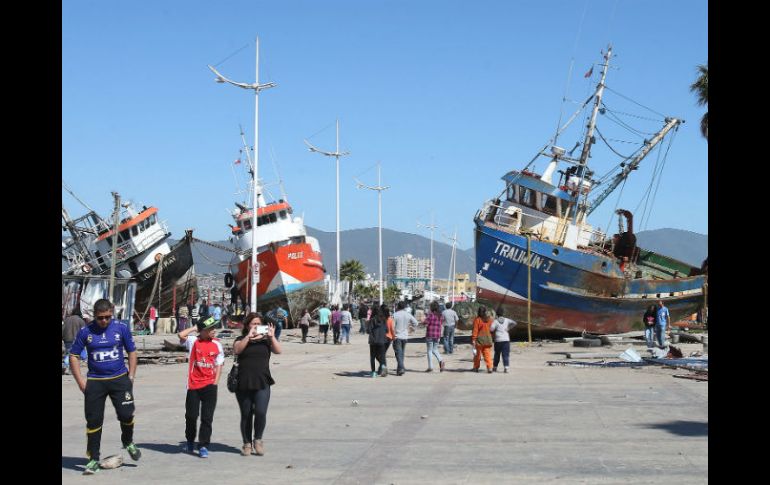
(62, 207), (93, 262)
(577, 45), (612, 174)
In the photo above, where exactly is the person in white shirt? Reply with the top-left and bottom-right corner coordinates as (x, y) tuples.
(490, 308), (517, 373)
(441, 302), (460, 354)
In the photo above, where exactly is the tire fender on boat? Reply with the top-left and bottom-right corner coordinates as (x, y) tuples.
(115, 248), (126, 259)
(81, 263), (92, 273)
(224, 273), (234, 288)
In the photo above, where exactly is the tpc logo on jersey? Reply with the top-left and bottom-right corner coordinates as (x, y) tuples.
(92, 345), (120, 362)
(86, 335), (93, 344)
(114, 333), (121, 342)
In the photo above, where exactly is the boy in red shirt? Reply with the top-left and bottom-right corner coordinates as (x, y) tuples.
(178, 316), (225, 458)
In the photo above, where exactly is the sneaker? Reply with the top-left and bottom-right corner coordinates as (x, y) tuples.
(371, 372), (377, 378)
(83, 459), (100, 475)
(396, 369), (405, 376)
(184, 441), (194, 453)
(379, 367), (388, 377)
(125, 442), (141, 461)
(253, 439), (264, 456)
(439, 361), (445, 372)
(473, 368), (479, 373)
(487, 368), (493, 374)
(492, 367), (498, 372)
(425, 368), (433, 373)
(241, 442), (252, 456)
(198, 447), (209, 458)
(504, 367), (509, 373)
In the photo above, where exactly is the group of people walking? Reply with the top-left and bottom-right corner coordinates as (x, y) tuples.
(66, 299), (281, 475)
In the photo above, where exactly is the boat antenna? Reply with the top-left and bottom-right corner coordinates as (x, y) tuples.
(62, 181), (97, 213)
(553, 0), (590, 147)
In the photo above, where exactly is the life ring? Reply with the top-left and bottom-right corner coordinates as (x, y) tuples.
(81, 263), (92, 273)
(224, 273), (234, 288)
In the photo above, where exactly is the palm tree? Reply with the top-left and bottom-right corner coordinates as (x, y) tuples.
(690, 63), (708, 139)
(340, 259), (366, 302)
(383, 285), (402, 304)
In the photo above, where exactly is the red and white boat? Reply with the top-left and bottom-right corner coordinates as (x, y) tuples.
(226, 189), (327, 323)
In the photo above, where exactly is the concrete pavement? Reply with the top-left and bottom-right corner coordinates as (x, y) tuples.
(61, 327), (708, 484)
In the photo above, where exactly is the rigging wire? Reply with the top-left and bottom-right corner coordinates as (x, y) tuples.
(603, 85), (667, 118)
(213, 43), (250, 68)
(640, 128), (678, 230)
(305, 121), (338, 142)
(595, 126), (636, 159)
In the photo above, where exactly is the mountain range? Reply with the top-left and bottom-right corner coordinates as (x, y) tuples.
(187, 226), (708, 279)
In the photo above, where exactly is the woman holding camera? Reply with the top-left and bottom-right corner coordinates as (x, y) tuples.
(233, 312), (282, 456)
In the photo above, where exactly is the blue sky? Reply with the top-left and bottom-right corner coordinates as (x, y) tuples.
(63, 0), (708, 250)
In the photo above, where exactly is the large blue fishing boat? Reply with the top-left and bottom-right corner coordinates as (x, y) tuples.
(473, 46), (706, 334)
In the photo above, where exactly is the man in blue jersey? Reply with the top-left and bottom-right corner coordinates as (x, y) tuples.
(70, 299), (141, 475)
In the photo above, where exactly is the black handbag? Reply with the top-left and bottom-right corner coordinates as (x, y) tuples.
(226, 355), (239, 393)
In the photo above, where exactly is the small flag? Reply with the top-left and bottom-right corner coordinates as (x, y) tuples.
(234, 159), (241, 165)
(584, 66), (593, 78)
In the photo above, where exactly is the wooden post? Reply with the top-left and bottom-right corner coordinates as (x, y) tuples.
(527, 234), (532, 344)
(172, 285), (177, 319)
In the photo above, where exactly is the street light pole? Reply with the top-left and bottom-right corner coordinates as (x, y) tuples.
(417, 213), (438, 299)
(209, 36), (276, 313)
(305, 120), (350, 298)
(356, 162), (390, 305)
(443, 227), (458, 302)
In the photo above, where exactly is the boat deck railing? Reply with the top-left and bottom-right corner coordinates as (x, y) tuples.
(483, 202), (609, 248)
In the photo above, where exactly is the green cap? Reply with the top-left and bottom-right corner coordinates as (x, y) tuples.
(197, 317), (218, 332)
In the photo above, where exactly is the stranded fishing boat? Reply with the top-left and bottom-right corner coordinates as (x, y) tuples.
(471, 46), (706, 335)
(62, 188), (197, 320)
(221, 129), (326, 323)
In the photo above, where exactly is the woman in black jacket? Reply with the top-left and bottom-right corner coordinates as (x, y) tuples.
(232, 312), (282, 456)
(366, 306), (388, 378)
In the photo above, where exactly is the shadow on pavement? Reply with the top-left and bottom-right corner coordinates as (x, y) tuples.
(137, 441), (242, 455)
(641, 420), (708, 437)
(334, 371), (375, 378)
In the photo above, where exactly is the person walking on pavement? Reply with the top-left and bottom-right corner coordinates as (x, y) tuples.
(317, 303), (331, 344)
(267, 304), (287, 341)
(472, 306), (495, 373)
(424, 301), (445, 372)
(491, 308), (517, 373)
(655, 300), (670, 348)
(392, 301), (418, 376)
(62, 308), (87, 374)
(643, 305), (657, 348)
(340, 304), (354, 344)
(148, 305), (158, 334)
(178, 316), (225, 458)
(366, 305), (389, 377)
(299, 309), (311, 343)
(441, 302), (459, 354)
(357, 302), (368, 334)
(69, 299), (141, 475)
(331, 305), (342, 344)
(233, 312), (282, 457)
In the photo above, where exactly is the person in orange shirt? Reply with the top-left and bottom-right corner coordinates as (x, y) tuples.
(471, 306), (495, 373)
